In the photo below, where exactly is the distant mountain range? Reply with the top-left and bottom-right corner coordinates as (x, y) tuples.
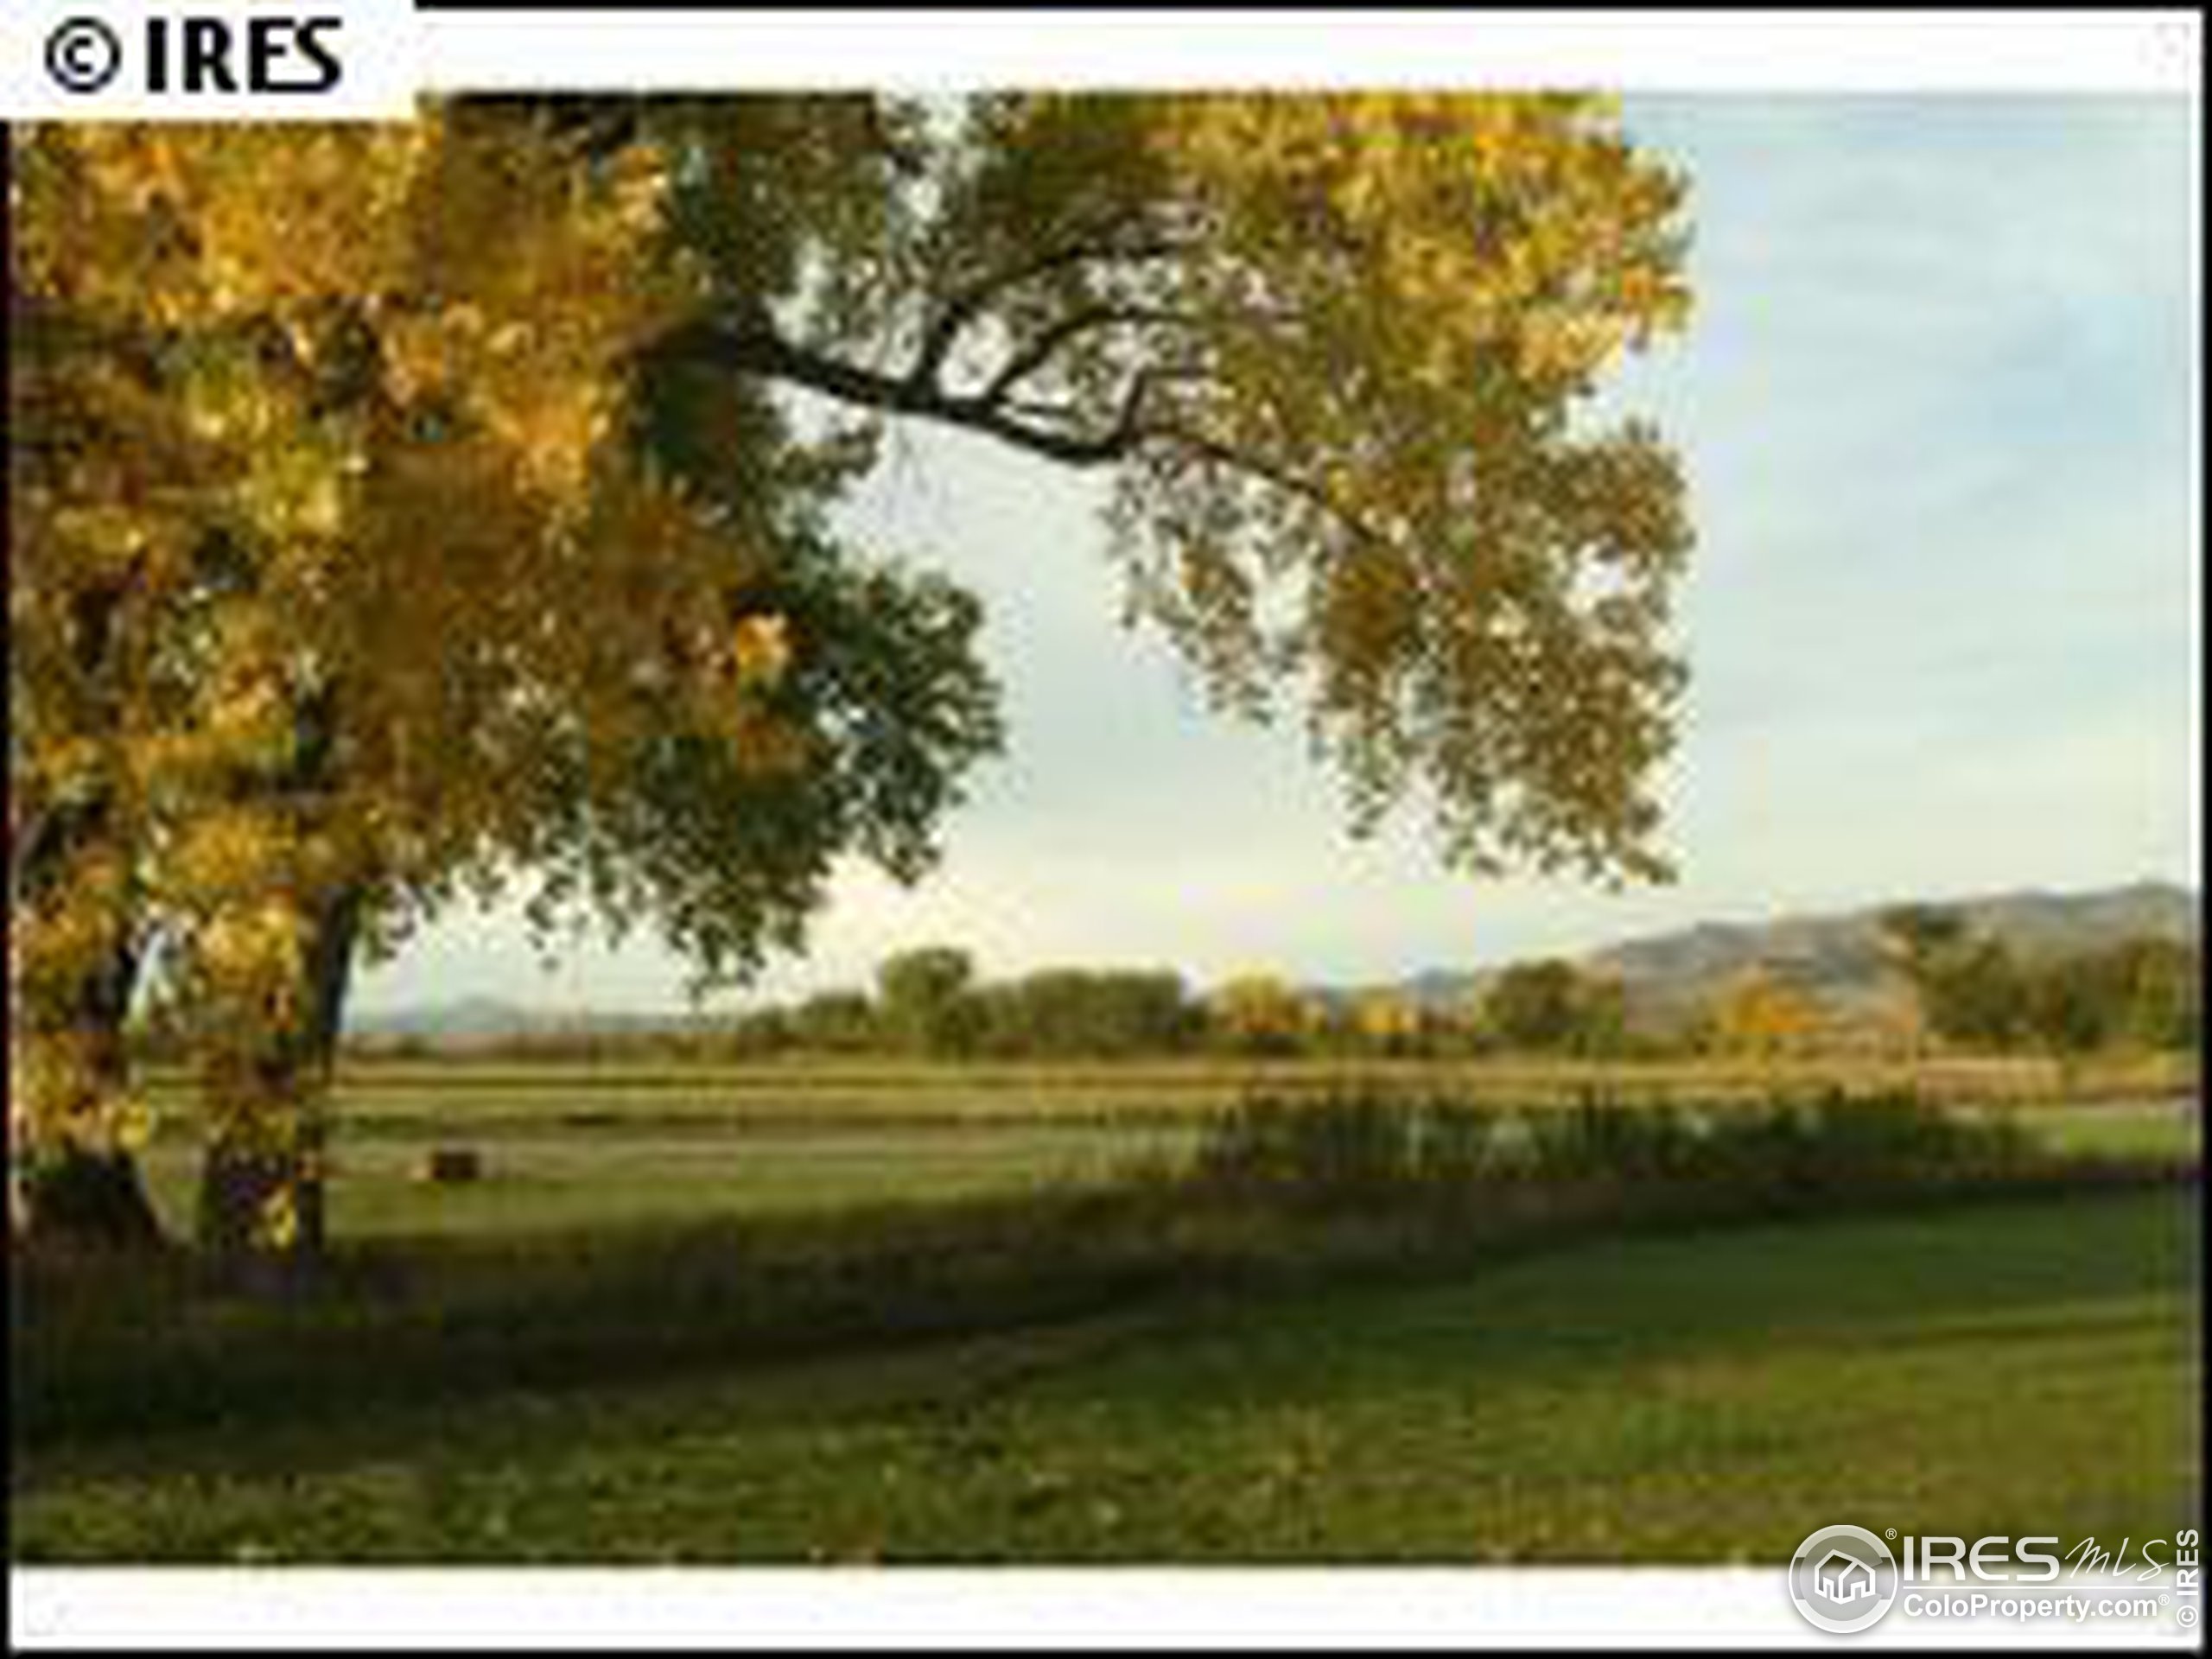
(346, 994), (694, 1042)
(1382, 879), (2201, 1026)
(348, 880), (2199, 1040)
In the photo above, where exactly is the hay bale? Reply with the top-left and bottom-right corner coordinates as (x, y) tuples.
(415, 1147), (485, 1185)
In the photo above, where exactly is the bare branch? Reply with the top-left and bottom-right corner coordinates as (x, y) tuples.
(974, 306), (1196, 408)
(907, 229), (1188, 389)
(655, 306), (1376, 551)
(658, 315), (1153, 467)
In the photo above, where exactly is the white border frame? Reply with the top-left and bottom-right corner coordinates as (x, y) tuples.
(8, 9), (2201, 1652)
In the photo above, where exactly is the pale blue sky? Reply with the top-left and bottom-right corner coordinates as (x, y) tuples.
(357, 94), (2200, 1014)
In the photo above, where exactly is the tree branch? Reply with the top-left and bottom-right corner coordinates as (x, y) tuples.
(975, 306), (1196, 408)
(1149, 421), (1390, 550)
(654, 306), (1368, 551)
(658, 315), (1153, 467)
(906, 230), (1187, 389)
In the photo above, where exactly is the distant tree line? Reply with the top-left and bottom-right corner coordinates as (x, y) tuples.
(1879, 906), (2200, 1061)
(726, 951), (1649, 1063)
(319, 925), (2201, 1067)
(796, 950), (1201, 1060)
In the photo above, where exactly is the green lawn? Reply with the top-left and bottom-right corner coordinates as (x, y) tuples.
(14, 1186), (2197, 1563)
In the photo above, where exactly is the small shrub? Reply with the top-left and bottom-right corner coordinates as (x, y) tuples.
(1192, 1087), (1508, 1204)
(1520, 1096), (1700, 1180)
(1192, 1083), (2037, 1204)
(1693, 1090), (2031, 1185)
(1409, 1098), (1505, 1185)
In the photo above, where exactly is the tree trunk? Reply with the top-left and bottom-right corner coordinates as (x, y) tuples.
(10, 901), (165, 1258)
(10, 568), (168, 1258)
(20, 1148), (168, 1255)
(195, 884), (362, 1280)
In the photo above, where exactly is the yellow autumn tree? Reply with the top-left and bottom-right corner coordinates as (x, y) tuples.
(10, 116), (689, 1255)
(1709, 969), (1823, 1061)
(1355, 990), (1427, 1054)
(1211, 975), (1316, 1055)
(11, 110), (1001, 1262)
(12, 93), (1694, 1264)
(664, 92), (1694, 877)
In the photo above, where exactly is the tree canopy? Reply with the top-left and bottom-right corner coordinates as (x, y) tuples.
(10, 94), (1695, 1257)
(639, 92), (1694, 877)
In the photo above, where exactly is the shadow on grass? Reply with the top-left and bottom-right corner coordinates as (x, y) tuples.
(16, 1179), (2197, 1568)
(12, 1090), (2202, 1465)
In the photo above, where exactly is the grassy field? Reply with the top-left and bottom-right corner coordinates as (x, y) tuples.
(16, 1063), (2201, 1564)
(126, 1056), (2201, 1243)
(137, 1119), (1192, 1239)
(13, 1186), (2198, 1562)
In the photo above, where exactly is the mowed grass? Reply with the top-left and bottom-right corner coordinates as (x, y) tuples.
(12, 1187), (2198, 1563)
(134, 1121), (1197, 1240)
(129, 1058), (2199, 1243)
(143, 1050), (2203, 1132)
